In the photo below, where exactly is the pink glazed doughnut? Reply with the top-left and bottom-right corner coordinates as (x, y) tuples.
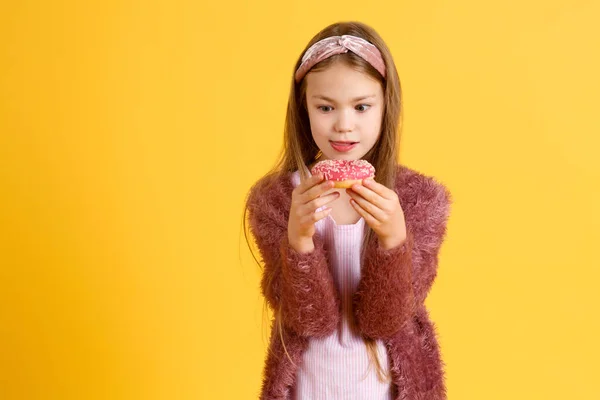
(310, 159), (376, 188)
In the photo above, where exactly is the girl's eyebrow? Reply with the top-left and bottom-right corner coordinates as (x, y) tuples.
(312, 94), (376, 102)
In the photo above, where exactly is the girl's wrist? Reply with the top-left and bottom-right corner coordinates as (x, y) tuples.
(289, 237), (315, 254)
(379, 234), (407, 250)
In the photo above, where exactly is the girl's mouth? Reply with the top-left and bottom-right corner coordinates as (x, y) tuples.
(330, 141), (358, 152)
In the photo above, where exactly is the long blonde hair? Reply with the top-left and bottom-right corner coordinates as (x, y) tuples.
(242, 20), (404, 383)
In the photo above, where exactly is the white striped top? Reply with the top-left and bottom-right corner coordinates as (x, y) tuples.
(290, 169), (393, 400)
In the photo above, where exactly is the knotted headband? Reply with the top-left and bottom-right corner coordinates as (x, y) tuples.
(294, 34), (386, 83)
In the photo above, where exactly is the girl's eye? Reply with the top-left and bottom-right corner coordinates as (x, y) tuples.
(317, 104), (371, 112)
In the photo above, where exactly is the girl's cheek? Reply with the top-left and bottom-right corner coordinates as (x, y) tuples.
(314, 120), (330, 132)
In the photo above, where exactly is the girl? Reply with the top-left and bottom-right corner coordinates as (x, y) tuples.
(244, 21), (452, 400)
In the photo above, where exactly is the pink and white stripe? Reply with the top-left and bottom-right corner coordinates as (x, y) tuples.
(290, 170), (393, 400)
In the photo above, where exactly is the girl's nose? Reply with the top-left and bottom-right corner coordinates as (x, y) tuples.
(334, 110), (354, 132)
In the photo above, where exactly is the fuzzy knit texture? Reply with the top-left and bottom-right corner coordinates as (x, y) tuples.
(246, 164), (453, 400)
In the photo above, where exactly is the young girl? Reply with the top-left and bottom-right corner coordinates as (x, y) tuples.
(244, 21), (452, 400)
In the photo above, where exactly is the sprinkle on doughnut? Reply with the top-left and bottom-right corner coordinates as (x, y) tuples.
(310, 159), (376, 182)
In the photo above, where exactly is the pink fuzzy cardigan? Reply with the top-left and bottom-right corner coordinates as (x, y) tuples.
(246, 164), (453, 400)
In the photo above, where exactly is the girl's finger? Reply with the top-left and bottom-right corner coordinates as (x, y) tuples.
(303, 191), (339, 214)
(350, 198), (378, 226)
(362, 178), (396, 201)
(302, 177), (334, 202)
(348, 184), (387, 209)
(301, 206), (333, 225)
(297, 173), (325, 195)
(348, 192), (387, 222)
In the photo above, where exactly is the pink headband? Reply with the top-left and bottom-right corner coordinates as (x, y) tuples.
(294, 34), (386, 83)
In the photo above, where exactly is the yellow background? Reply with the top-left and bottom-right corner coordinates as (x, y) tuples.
(1, 1), (599, 399)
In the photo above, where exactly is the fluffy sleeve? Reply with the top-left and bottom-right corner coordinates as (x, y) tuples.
(353, 175), (452, 339)
(246, 176), (340, 338)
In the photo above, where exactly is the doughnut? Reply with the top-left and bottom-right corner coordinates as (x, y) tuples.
(310, 159), (376, 188)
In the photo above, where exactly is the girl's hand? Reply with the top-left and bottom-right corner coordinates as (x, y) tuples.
(346, 178), (407, 250)
(288, 173), (340, 253)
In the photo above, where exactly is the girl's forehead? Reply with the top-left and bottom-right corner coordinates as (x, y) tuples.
(305, 63), (382, 92)
(306, 75), (383, 101)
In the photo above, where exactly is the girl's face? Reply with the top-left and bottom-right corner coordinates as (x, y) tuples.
(305, 62), (384, 162)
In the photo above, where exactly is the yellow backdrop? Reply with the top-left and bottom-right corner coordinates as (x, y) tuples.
(1, 1), (599, 399)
